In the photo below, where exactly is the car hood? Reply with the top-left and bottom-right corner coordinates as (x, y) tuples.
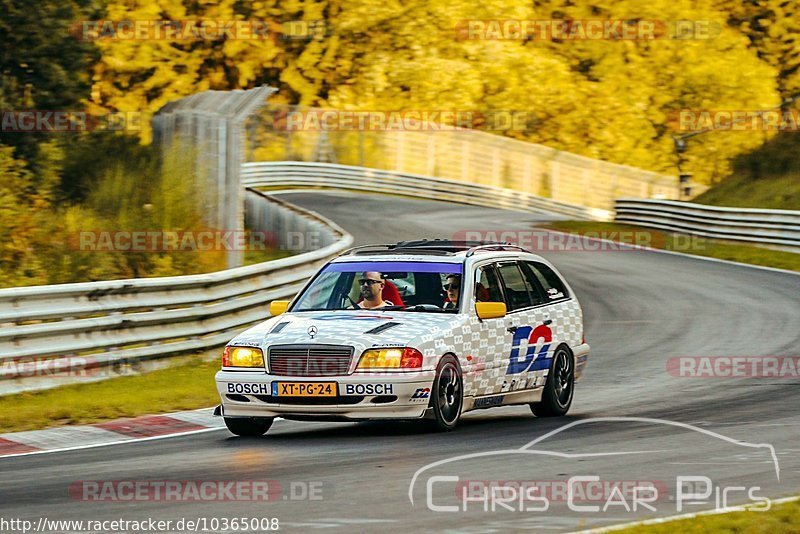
(230, 310), (465, 353)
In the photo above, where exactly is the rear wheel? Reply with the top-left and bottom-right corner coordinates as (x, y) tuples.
(224, 417), (273, 436)
(429, 355), (463, 431)
(531, 346), (574, 417)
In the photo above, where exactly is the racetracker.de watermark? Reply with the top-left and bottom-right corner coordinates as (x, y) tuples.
(456, 479), (669, 507)
(69, 480), (324, 502)
(71, 230), (321, 252)
(667, 356), (800, 378)
(74, 20), (326, 41)
(452, 230), (706, 252)
(0, 517), (279, 534)
(673, 110), (800, 132)
(271, 109), (537, 132)
(455, 19), (721, 40)
(0, 356), (142, 380)
(1, 111), (142, 132)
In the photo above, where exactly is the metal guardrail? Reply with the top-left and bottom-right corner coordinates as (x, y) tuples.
(242, 161), (614, 221)
(0, 190), (353, 393)
(615, 199), (800, 250)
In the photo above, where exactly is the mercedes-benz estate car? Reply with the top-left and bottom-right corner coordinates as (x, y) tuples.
(214, 240), (589, 435)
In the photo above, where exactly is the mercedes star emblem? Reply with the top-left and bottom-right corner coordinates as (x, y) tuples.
(307, 325), (318, 338)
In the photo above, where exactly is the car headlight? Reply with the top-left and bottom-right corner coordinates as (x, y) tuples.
(222, 346), (264, 368)
(356, 347), (423, 370)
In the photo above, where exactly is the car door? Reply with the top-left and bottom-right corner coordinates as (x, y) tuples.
(496, 261), (554, 393)
(518, 261), (568, 387)
(468, 263), (510, 397)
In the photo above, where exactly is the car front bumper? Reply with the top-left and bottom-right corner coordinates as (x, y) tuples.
(215, 370), (436, 420)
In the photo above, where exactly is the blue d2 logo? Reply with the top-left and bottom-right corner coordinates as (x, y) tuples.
(506, 324), (552, 375)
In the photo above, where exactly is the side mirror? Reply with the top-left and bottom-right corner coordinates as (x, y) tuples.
(269, 300), (290, 316)
(475, 301), (506, 320)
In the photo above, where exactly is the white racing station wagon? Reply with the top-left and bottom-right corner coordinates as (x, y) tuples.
(214, 240), (590, 436)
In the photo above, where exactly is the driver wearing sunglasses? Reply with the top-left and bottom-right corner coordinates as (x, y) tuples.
(357, 271), (393, 309)
(442, 274), (461, 310)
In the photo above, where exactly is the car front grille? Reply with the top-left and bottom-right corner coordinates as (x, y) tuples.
(268, 345), (354, 376)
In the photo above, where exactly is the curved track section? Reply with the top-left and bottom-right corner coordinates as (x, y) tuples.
(1, 192), (798, 533)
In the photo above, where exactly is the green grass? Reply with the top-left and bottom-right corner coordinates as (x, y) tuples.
(0, 357), (221, 433)
(542, 221), (800, 272)
(692, 132), (800, 210)
(693, 173), (800, 211)
(616, 498), (800, 533)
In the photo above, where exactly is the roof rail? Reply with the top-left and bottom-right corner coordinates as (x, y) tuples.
(339, 240), (529, 257)
(465, 243), (528, 257)
(339, 244), (395, 256)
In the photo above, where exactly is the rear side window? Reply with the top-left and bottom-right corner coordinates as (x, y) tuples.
(476, 265), (504, 303)
(525, 262), (569, 301)
(496, 263), (534, 311)
(518, 263), (547, 305)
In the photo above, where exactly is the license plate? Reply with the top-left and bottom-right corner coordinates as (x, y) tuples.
(271, 382), (337, 397)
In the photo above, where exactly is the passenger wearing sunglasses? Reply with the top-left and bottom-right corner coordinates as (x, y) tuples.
(442, 274), (461, 310)
(357, 271), (393, 309)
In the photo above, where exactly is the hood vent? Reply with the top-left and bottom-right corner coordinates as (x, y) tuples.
(364, 321), (401, 335)
(269, 321), (290, 334)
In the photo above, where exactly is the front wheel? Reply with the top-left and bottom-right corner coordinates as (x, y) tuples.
(224, 417), (273, 436)
(531, 346), (574, 417)
(429, 355), (463, 431)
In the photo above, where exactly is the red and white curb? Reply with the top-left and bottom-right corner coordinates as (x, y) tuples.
(0, 407), (226, 459)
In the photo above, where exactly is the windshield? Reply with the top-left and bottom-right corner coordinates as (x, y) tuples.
(291, 261), (464, 312)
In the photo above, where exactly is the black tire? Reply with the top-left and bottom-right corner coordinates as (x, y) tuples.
(428, 355), (463, 431)
(224, 417), (273, 436)
(531, 345), (574, 417)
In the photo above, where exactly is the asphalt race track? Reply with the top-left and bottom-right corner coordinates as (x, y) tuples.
(1, 191), (798, 533)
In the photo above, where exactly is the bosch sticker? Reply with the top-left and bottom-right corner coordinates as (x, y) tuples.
(344, 383), (394, 395)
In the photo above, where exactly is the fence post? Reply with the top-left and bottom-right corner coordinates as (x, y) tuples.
(151, 86), (276, 269)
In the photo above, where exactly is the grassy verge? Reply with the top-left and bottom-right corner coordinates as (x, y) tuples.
(541, 221), (800, 272)
(693, 173), (800, 211)
(615, 498), (800, 533)
(691, 131), (800, 211)
(0, 357), (221, 433)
